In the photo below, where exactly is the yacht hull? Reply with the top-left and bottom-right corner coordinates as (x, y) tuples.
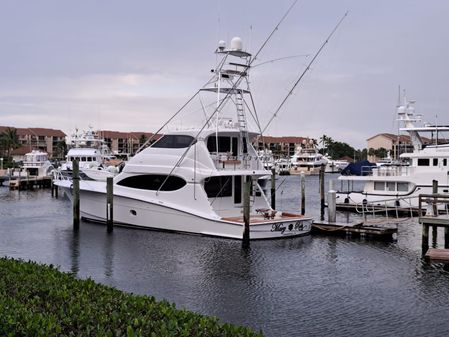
(58, 184), (312, 240)
(336, 184), (448, 214)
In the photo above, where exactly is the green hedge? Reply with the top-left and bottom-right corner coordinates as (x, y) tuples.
(0, 258), (262, 337)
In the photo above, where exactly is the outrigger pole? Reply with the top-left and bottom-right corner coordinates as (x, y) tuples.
(156, 0), (301, 194)
(261, 11), (349, 134)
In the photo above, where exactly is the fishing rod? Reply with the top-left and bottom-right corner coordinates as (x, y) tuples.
(156, 0), (301, 195)
(261, 11), (349, 135)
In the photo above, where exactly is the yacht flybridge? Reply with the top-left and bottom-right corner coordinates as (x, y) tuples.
(55, 38), (312, 239)
(337, 96), (449, 212)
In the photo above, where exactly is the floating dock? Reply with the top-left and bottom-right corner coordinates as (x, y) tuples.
(425, 248), (449, 262)
(8, 176), (52, 190)
(312, 220), (398, 240)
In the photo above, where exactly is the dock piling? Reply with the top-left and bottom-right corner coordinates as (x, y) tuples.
(72, 159), (80, 230)
(328, 189), (336, 223)
(319, 164), (325, 221)
(271, 168), (276, 210)
(243, 176), (251, 242)
(106, 177), (114, 232)
(300, 172), (305, 215)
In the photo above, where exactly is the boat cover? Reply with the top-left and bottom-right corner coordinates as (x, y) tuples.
(340, 160), (376, 176)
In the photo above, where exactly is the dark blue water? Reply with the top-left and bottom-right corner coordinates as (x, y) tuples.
(2, 175), (449, 337)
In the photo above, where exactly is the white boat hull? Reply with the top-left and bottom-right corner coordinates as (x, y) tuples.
(58, 183), (312, 240)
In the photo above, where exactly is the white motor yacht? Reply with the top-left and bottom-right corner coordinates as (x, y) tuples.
(58, 128), (120, 181)
(336, 97), (449, 212)
(10, 150), (54, 178)
(290, 140), (328, 173)
(54, 37), (312, 239)
(324, 157), (349, 173)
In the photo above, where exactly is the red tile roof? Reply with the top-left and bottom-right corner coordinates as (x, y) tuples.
(0, 126), (66, 137)
(253, 135), (308, 144)
(99, 130), (160, 140)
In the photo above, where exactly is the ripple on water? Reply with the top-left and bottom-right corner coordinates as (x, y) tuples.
(4, 180), (449, 336)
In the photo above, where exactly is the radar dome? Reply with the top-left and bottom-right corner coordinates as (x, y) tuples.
(230, 37), (243, 51)
(218, 40), (226, 50)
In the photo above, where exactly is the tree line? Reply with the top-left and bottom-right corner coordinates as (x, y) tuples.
(319, 134), (388, 161)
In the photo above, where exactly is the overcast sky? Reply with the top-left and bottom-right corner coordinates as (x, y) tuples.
(1, 0), (449, 148)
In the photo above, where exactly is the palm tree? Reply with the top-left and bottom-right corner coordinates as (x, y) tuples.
(1, 127), (21, 160)
(54, 140), (67, 160)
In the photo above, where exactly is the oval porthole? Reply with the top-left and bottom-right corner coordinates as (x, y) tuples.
(130, 210), (137, 216)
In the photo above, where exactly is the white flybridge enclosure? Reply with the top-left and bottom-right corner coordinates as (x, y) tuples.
(54, 36), (313, 239)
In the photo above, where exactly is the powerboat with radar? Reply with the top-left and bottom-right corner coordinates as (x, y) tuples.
(55, 37), (313, 239)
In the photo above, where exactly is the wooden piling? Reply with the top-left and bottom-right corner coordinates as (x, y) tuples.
(445, 227), (449, 249)
(106, 177), (114, 232)
(271, 168), (276, 210)
(72, 159), (80, 230)
(432, 180), (438, 242)
(422, 224), (429, 253)
(243, 176), (251, 242)
(300, 172), (305, 215)
(319, 164), (325, 221)
(432, 180), (438, 216)
(51, 179), (55, 197)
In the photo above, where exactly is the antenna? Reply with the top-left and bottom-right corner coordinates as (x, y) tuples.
(262, 11), (349, 134)
(156, 0), (301, 194)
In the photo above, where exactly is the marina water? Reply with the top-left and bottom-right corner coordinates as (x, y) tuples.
(2, 175), (449, 336)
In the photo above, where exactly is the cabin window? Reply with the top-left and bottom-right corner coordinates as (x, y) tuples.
(397, 182), (408, 192)
(117, 174), (186, 191)
(82, 157), (86, 162)
(374, 182), (384, 191)
(204, 176), (232, 198)
(87, 157), (92, 162)
(417, 159), (429, 166)
(151, 135), (195, 149)
(207, 136), (238, 156)
(386, 182), (395, 191)
(433, 158), (438, 166)
(234, 176), (242, 204)
(444, 159), (447, 166)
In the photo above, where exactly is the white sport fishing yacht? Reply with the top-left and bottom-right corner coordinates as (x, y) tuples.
(55, 37), (313, 239)
(336, 97), (449, 212)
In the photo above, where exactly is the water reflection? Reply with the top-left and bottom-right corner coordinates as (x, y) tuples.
(70, 229), (80, 276)
(4, 177), (449, 337)
(103, 231), (115, 279)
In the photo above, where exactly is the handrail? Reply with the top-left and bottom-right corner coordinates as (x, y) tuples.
(418, 193), (449, 218)
(353, 195), (419, 220)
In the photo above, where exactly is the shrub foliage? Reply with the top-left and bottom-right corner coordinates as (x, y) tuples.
(0, 257), (262, 337)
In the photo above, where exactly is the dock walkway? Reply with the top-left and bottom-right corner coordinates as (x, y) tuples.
(419, 193), (449, 259)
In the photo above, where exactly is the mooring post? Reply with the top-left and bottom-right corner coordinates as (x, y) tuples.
(328, 180), (336, 223)
(243, 176), (251, 242)
(432, 179), (438, 217)
(51, 179), (54, 197)
(445, 226), (449, 249)
(432, 180), (438, 243)
(422, 224), (429, 254)
(106, 176), (114, 232)
(72, 159), (80, 230)
(300, 172), (305, 215)
(271, 167), (276, 210)
(320, 164), (325, 221)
